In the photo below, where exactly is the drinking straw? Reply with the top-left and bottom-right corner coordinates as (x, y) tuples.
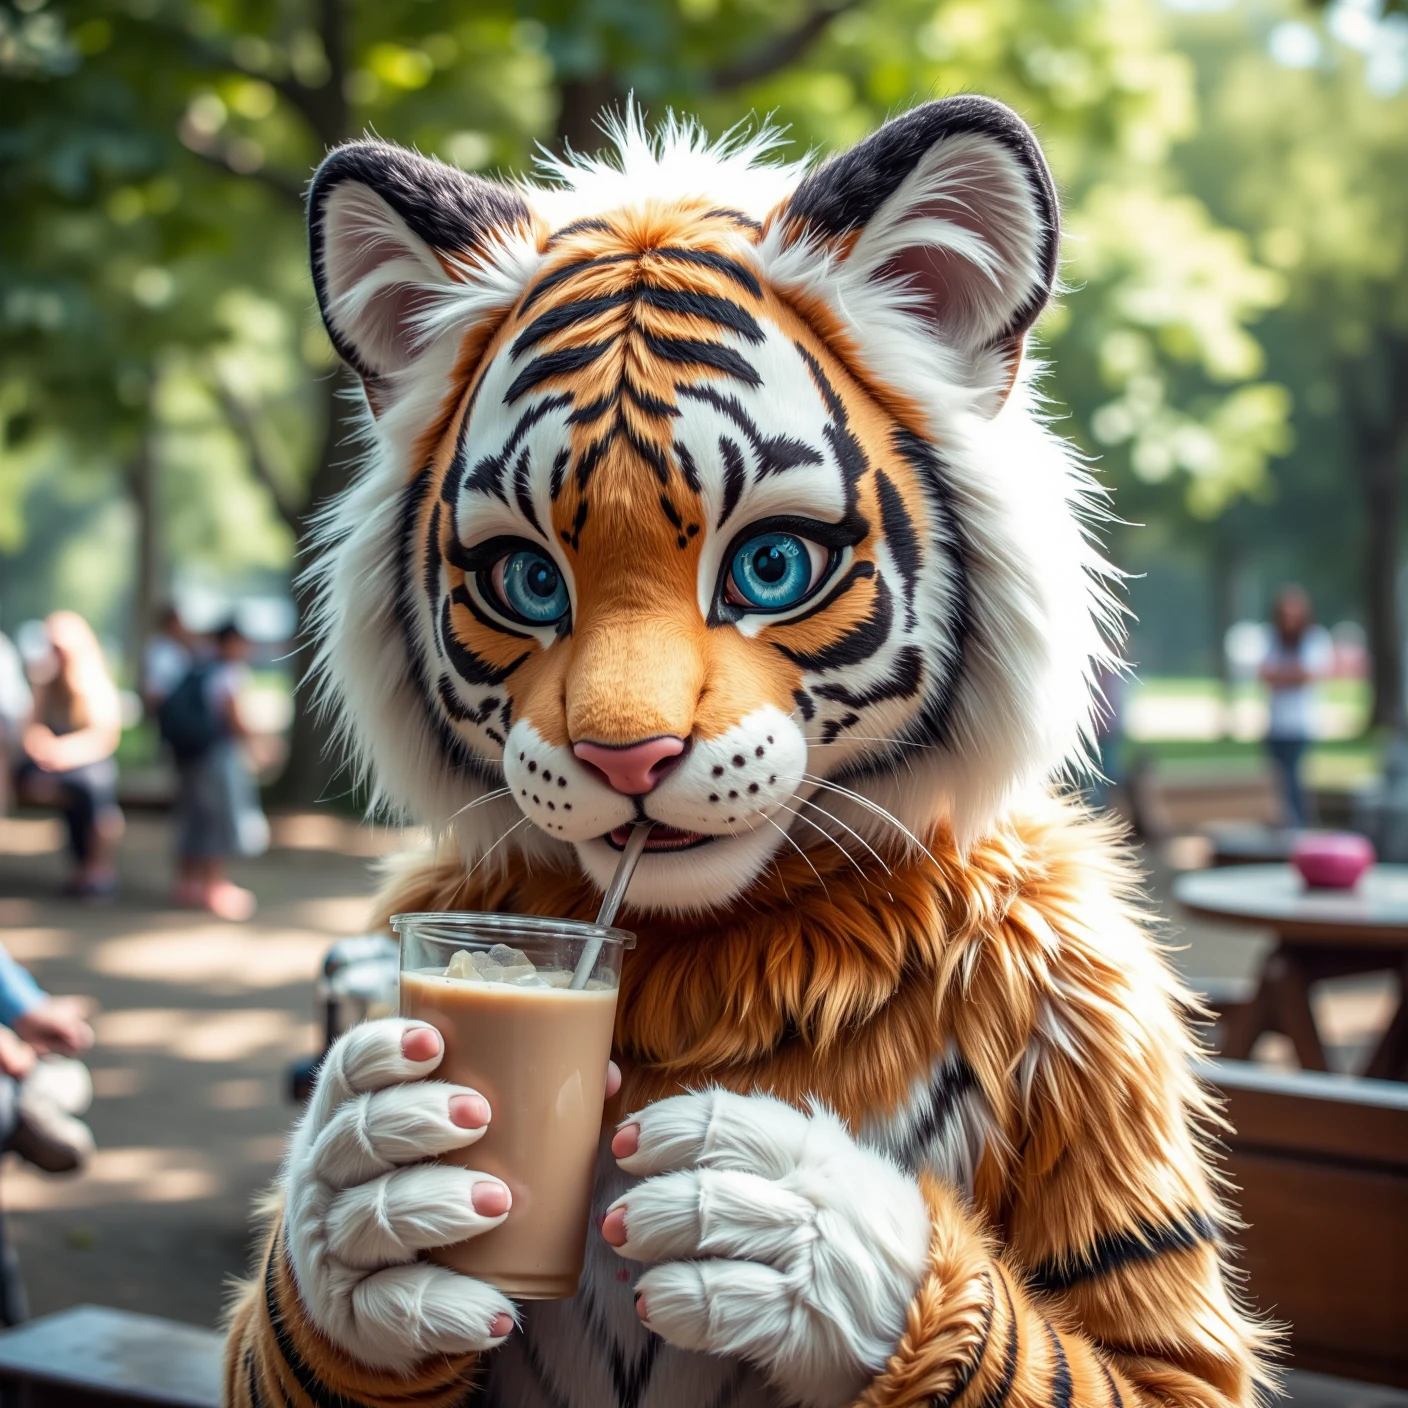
(570, 822), (653, 989)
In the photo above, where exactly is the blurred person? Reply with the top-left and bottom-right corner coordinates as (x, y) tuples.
(167, 621), (264, 920)
(141, 604), (197, 714)
(0, 628), (31, 815)
(0, 941), (96, 1325)
(1260, 585), (1333, 828)
(16, 612), (123, 897)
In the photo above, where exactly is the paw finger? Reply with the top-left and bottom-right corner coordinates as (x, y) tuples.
(636, 1259), (794, 1361)
(606, 1168), (813, 1266)
(311, 1080), (490, 1186)
(349, 1264), (517, 1369)
(307, 1018), (444, 1132)
(326, 1164), (511, 1268)
(616, 1089), (810, 1179)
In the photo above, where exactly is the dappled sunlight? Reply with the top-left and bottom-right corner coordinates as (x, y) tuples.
(2, 1147), (222, 1211)
(268, 813), (427, 857)
(90, 1066), (146, 1099)
(283, 895), (378, 935)
(2, 926), (74, 963)
(0, 818), (65, 856)
(90, 927), (329, 993)
(208, 1078), (271, 1110)
(93, 1008), (315, 1063)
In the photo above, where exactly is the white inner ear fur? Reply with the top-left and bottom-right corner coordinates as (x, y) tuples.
(321, 182), (458, 383)
(846, 132), (1047, 356)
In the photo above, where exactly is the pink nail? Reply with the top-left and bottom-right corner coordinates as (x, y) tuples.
(449, 1094), (490, 1129)
(612, 1123), (640, 1159)
(472, 1181), (511, 1217)
(601, 1207), (628, 1247)
(401, 1027), (441, 1062)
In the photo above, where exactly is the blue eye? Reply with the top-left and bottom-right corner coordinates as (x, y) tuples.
(726, 532), (823, 611)
(494, 549), (569, 625)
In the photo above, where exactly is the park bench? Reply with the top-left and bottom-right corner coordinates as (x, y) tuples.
(1205, 1059), (1408, 1389)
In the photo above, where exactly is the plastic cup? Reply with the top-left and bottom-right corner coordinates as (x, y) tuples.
(392, 912), (633, 1299)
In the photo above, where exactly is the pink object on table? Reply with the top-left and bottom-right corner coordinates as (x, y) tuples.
(1292, 832), (1376, 889)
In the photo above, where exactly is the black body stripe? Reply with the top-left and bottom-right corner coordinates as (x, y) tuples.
(642, 332), (760, 386)
(544, 217), (613, 246)
(441, 597), (530, 685)
(777, 574), (893, 673)
(264, 1254), (377, 1408)
(639, 286), (764, 343)
(702, 206), (763, 232)
(624, 381), (679, 419)
(897, 1057), (977, 1169)
(1098, 1359), (1125, 1408)
(931, 1271), (996, 1408)
(814, 644), (924, 710)
(970, 1272), (1020, 1408)
(504, 340), (612, 403)
(511, 290), (633, 357)
(1029, 1210), (1219, 1295)
(1046, 1326), (1074, 1408)
(718, 437), (746, 528)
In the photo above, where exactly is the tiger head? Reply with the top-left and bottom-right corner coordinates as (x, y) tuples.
(308, 99), (1116, 912)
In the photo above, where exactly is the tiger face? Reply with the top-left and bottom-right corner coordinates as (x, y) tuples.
(309, 102), (1116, 911)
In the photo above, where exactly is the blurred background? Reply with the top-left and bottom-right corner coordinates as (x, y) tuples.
(1, 0), (1406, 1401)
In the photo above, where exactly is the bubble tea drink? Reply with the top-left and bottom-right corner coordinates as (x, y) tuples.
(393, 914), (632, 1299)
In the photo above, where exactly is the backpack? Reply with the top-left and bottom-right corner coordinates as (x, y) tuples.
(157, 661), (225, 760)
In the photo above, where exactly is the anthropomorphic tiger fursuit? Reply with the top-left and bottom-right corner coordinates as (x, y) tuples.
(224, 98), (1273, 1408)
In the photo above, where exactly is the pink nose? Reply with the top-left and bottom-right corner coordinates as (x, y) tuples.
(573, 736), (686, 795)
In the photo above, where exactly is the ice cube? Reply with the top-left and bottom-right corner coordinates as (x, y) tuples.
(470, 951), (506, 982)
(488, 944), (532, 968)
(542, 970), (572, 989)
(446, 950), (476, 979)
(500, 965), (536, 984)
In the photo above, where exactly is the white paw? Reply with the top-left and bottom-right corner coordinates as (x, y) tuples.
(282, 1017), (518, 1371)
(607, 1089), (931, 1408)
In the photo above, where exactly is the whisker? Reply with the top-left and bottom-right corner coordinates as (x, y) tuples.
(806, 736), (938, 750)
(459, 814), (535, 889)
(801, 773), (939, 868)
(445, 787), (513, 823)
(772, 801), (868, 883)
(756, 813), (831, 902)
(794, 794), (894, 876)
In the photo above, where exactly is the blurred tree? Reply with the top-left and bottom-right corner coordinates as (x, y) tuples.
(3, 0), (1329, 797)
(1173, 0), (1408, 725)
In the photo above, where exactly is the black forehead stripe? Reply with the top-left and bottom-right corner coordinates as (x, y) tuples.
(623, 382), (678, 419)
(718, 437), (746, 529)
(574, 426), (618, 492)
(544, 217), (614, 247)
(649, 247), (762, 298)
(504, 340), (613, 404)
(549, 447), (570, 500)
(776, 574), (893, 673)
(677, 442), (703, 494)
(510, 290), (634, 359)
(626, 426), (671, 486)
(793, 342), (845, 419)
(658, 493), (683, 530)
(678, 382), (823, 476)
(702, 207), (763, 233)
(814, 645), (924, 710)
(519, 250), (639, 313)
(638, 287), (764, 345)
(643, 332), (760, 386)
(875, 469), (920, 609)
(447, 393), (570, 506)
(440, 596), (531, 684)
(567, 390), (619, 425)
(512, 448), (542, 536)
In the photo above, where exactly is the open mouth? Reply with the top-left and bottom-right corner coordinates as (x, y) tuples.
(605, 823), (716, 852)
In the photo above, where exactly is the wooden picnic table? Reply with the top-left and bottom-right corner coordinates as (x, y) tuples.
(1174, 863), (1408, 1081)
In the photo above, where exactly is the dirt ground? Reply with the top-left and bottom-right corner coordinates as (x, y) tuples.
(0, 810), (1393, 1332)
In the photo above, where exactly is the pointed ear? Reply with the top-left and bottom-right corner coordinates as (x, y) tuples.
(780, 97), (1058, 382)
(308, 141), (533, 414)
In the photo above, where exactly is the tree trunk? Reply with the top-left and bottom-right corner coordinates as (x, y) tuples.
(555, 75), (625, 157)
(1344, 333), (1408, 731)
(265, 372), (355, 809)
(125, 429), (162, 687)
